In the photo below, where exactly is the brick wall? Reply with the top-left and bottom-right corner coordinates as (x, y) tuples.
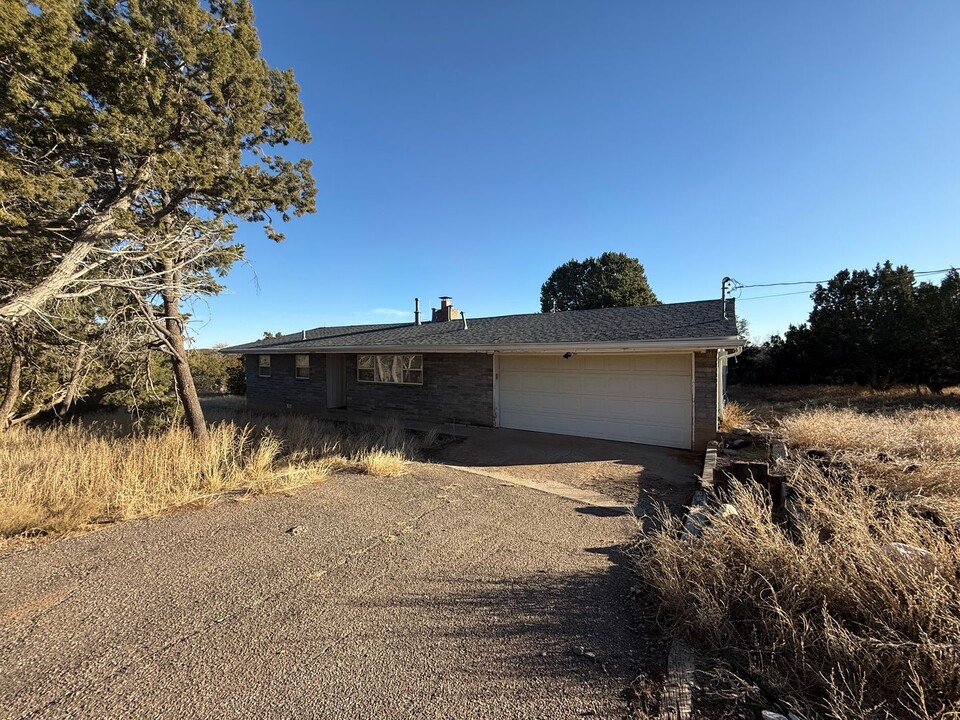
(345, 353), (494, 426)
(245, 352), (328, 414)
(246, 351), (495, 427)
(693, 350), (720, 450)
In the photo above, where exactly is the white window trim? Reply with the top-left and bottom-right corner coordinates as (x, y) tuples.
(258, 355), (271, 378)
(357, 354), (423, 385)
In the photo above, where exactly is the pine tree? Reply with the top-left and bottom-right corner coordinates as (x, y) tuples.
(0, 0), (316, 437)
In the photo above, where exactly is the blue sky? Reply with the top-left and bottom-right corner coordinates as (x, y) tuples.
(192, 1), (960, 347)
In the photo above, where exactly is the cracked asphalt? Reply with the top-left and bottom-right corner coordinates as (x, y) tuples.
(0, 463), (643, 719)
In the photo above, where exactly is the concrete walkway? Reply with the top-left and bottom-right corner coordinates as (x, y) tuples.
(0, 464), (641, 719)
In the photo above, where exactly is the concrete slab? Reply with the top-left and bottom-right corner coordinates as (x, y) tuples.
(444, 464), (634, 513)
(431, 428), (701, 516)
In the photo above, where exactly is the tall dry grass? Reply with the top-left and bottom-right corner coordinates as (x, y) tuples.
(640, 397), (960, 718)
(780, 407), (960, 498)
(730, 384), (960, 424)
(636, 465), (960, 719)
(719, 400), (753, 432)
(0, 408), (431, 541)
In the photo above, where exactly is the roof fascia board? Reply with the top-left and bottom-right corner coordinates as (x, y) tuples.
(224, 337), (744, 355)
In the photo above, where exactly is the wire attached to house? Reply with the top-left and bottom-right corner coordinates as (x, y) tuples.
(727, 266), (957, 297)
(735, 289), (814, 301)
(734, 279), (828, 288)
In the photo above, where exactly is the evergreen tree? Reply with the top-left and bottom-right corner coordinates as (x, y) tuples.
(808, 262), (918, 390)
(540, 252), (659, 312)
(0, 0), (316, 437)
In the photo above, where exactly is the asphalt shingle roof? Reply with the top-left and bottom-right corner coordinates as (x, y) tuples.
(223, 299), (740, 353)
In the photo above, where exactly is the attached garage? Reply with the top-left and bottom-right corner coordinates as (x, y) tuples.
(497, 353), (693, 449)
(229, 298), (742, 451)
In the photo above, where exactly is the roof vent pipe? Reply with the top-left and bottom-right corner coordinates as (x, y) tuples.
(462, 313), (468, 330)
(414, 297), (421, 326)
(301, 329), (306, 340)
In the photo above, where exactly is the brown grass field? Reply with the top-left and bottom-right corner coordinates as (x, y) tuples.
(0, 398), (421, 542)
(636, 385), (960, 720)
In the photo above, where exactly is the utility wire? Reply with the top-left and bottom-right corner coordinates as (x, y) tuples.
(915, 267), (957, 276)
(730, 266), (956, 291)
(736, 290), (813, 301)
(735, 279), (827, 289)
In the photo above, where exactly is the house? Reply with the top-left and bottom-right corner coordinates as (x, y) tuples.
(223, 297), (744, 451)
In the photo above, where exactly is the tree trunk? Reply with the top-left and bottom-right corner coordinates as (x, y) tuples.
(58, 344), (87, 416)
(162, 266), (207, 441)
(0, 354), (22, 429)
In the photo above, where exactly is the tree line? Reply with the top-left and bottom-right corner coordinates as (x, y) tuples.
(731, 262), (960, 393)
(0, 0), (313, 435)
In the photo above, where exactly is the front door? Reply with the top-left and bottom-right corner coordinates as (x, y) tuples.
(326, 354), (347, 409)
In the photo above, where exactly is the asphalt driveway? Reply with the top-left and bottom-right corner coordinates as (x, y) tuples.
(0, 463), (645, 719)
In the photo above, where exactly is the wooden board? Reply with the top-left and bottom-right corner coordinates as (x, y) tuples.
(660, 638), (696, 720)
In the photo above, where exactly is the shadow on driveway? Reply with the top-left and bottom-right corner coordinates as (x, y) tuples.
(347, 550), (642, 713)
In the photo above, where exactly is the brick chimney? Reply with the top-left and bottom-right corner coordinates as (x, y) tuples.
(431, 296), (461, 322)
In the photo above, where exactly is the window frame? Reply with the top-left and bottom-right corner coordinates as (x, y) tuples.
(295, 354), (310, 380)
(357, 354), (423, 386)
(258, 355), (271, 378)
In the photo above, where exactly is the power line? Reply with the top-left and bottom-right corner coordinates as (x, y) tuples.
(735, 279), (827, 289)
(915, 267), (957, 276)
(730, 266), (957, 291)
(736, 290), (813, 301)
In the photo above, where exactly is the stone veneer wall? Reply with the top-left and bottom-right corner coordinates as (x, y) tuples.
(693, 349), (721, 450)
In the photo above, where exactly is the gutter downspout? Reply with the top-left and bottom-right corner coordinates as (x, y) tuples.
(718, 345), (745, 414)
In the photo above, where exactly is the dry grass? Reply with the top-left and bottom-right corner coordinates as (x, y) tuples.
(730, 384), (960, 424)
(357, 449), (407, 477)
(638, 387), (960, 718)
(635, 466), (960, 719)
(719, 400), (752, 432)
(0, 402), (432, 542)
(0, 422), (296, 539)
(780, 407), (960, 498)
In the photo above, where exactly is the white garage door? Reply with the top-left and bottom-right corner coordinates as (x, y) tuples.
(497, 353), (692, 449)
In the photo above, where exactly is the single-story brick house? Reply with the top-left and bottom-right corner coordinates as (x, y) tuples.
(224, 297), (743, 451)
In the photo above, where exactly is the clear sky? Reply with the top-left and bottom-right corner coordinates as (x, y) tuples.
(192, 1), (960, 347)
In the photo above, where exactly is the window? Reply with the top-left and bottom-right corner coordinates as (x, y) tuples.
(357, 354), (423, 385)
(295, 354), (310, 379)
(258, 355), (271, 378)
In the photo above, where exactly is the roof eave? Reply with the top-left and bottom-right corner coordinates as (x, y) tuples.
(223, 336), (745, 355)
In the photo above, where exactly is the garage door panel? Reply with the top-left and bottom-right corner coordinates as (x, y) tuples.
(652, 354), (690, 374)
(498, 353), (692, 449)
(559, 375), (585, 393)
(654, 376), (692, 398)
